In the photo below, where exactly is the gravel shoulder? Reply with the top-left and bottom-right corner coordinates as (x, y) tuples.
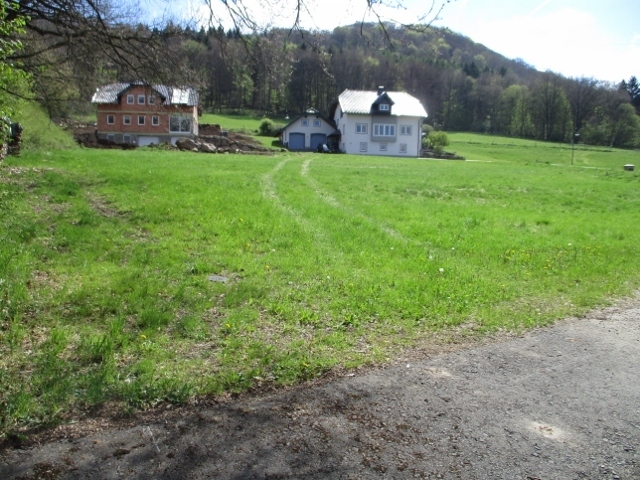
(2, 298), (640, 479)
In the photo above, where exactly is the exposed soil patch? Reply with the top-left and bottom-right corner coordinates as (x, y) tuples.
(60, 120), (270, 153)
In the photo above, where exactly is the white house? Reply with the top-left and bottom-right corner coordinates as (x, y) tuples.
(330, 87), (428, 157)
(278, 109), (338, 151)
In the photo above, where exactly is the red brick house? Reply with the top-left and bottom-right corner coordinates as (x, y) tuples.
(92, 82), (199, 146)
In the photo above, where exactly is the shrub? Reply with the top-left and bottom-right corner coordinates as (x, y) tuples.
(258, 118), (275, 136)
(427, 131), (449, 153)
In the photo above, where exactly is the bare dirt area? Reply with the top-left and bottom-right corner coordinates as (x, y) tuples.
(2, 297), (639, 479)
(61, 120), (269, 152)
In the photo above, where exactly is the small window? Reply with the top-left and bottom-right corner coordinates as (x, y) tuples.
(301, 119), (309, 127)
(400, 143), (407, 154)
(123, 115), (131, 125)
(400, 125), (412, 135)
(107, 134), (115, 142)
(380, 143), (387, 152)
(359, 142), (368, 152)
(313, 119), (321, 127)
(152, 116), (159, 126)
(138, 94), (145, 104)
(123, 134), (131, 144)
(356, 123), (368, 134)
(107, 114), (115, 125)
(379, 104), (390, 111)
(127, 94), (134, 104)
(138, 115), (145, 126)
(148, 95), (156, 105)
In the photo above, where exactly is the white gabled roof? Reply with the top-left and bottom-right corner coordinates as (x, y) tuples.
(338, 89), (427, 117)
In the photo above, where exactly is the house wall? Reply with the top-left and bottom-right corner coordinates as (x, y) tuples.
(96, 85), (198, 145)
(336, 110), (423, 157)
(281, 115), (337, 150)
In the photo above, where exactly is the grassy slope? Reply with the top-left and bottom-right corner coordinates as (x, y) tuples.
(1, 135), (639, 432)
(14, 100), (77, 152)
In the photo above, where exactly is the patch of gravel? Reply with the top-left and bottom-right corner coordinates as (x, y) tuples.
(2, 297), (639, 479)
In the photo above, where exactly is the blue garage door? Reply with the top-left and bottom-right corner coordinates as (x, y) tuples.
(288, 132), (305, 150)
(310, 133), (327, 150)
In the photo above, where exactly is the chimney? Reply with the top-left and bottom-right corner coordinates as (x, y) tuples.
(377, 86), (384, 96)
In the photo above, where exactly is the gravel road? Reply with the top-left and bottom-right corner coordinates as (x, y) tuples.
(2, 299), (639, 479)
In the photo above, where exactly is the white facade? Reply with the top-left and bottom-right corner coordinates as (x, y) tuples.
(335, 107), (423, 157)
(280, 114), (337, 151)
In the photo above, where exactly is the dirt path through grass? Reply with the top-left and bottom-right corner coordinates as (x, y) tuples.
(3, 297), (639, 479)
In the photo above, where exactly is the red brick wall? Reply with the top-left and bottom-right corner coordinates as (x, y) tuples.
(96, 85), (198, 135)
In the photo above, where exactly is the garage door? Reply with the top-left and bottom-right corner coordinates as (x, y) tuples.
(138, 136), (160, 146)
(288, 132), (305, 150)
(310, 133), (327, 151)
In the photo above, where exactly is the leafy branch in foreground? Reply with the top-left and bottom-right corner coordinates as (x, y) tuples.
(0, 1), (30, 142)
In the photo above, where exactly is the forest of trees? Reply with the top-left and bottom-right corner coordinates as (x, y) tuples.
(3, 1), (639, 149)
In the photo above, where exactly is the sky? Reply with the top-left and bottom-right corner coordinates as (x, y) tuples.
(146, 0), (639, 83)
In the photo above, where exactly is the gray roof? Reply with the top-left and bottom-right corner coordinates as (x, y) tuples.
(338, 89), (427, 117)
(91, 82), (198, 106)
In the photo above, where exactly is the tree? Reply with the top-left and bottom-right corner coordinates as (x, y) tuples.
(6, 1), (184, 116)
(530, 75), (571, 141)
(565, 77), (601, 133)
(0, 1), (30, 143)
(620, 76), (640, 114)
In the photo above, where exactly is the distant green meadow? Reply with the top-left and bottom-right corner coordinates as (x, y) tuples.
(1, 134), (639, 434)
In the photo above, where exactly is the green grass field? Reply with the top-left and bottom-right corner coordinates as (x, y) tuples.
(1, 134), (639, 434)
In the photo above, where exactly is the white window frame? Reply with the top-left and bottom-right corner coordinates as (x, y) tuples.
(400, 125), (412, 135)
(313, 119), (321, 127)
(126, 94), (134, 104)
(138, 115), (145, 126)
(152, 115), (159, 126)
(107, 114), (115, 125)
(379, 104), (390, 111)
(123, 134), (131, 144)
(148, 95), (156, 105)
(373, 124), (396, 137)
(399, 143), (407, 154)
(359, 142), (368, 152)
(107, 134), (115, 142)
(123, 115), (131, 125)
(380, 143), (388, 152)
(138, 94), (145, 105)
(356, 123), (368, 134)
(301, 119), (309, 127)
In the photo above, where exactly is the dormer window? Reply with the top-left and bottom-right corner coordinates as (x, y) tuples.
(379, 104), (390, 111)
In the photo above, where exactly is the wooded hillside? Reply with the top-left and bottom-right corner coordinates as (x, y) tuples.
(7, 4), (640, 149)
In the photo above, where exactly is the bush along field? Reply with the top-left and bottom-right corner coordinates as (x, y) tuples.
(1, 135), (639, 434)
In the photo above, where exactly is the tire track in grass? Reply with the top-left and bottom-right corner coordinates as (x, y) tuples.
(300, 156), (416, 245)
(260, 155), (346, 259)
